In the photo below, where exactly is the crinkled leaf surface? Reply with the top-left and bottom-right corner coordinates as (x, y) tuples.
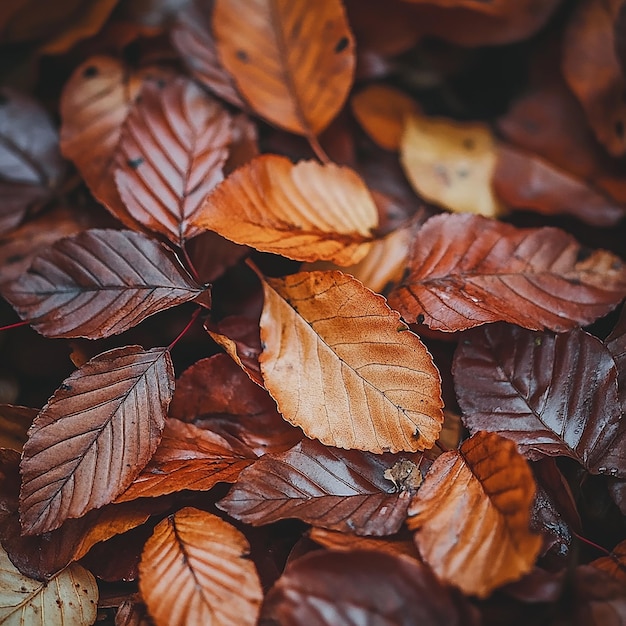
(259, 270), (444, 452)
(19, 345), (173, 535)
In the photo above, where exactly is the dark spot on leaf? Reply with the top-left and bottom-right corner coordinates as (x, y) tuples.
(413, 429), (420, 439)
(616, 120), (625, 139)
(236, 49), (249, 62)
(83, 66), (98, 78)
(127, 157), (144, 169)
(335, 37), (349, 53)
(463, 138), (475, 150)
(417, 314), (425, 324)
(534, 337), (542, 346)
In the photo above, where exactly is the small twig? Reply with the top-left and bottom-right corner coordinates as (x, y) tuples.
(0, 319), (30, 332)
(168, 307), (202, 351)
(570, 530), (612, 558)
(181, 241), (201, 283)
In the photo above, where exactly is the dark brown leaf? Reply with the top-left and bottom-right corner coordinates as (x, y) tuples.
(607, 305), (626, 413)
(0, 404), (35, 451)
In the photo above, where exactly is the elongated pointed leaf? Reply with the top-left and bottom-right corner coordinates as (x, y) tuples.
(454, 325), (626, 476)
(20, 345), (173, 535)
(218, 438), (421, 536)
(139, 508), (262, 626)
(194, 155), (378, 265)
(259, 270), (444, 453)
(115, 78), (232, 245)
(3, 229), (204, 339)
(389, 213), (626, 332)
(213, 0), (355, 137)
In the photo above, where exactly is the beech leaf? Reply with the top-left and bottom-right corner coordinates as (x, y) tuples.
(217, 438), (421, 536)
(454, 325), (626, 476)
(407, 431), (542, 598)
(19, 345), (173, 535)
(0, 544), (98, 626)
(258, 270), (444, 452)
(194, 155), (378, 265)
(0, 404), (35, 452)
(388, 213), (626, 332)
(212, 0), (355, 137)
(3, 229), (204, 339)
(139, 507), (262, 626)
(115, 78), (232, 245)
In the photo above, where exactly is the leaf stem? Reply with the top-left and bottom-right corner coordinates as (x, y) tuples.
(435, 440), (450, 454)
(0, 319), (30, 332)
(571, 530), (612, 557)
(168, 307), (202, 351)
(181, 242), (201, 284)
(307, 134), (331, 164)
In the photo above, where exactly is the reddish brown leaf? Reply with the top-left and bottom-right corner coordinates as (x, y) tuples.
(0, 404), (35, 451)
(591, 539), (626, 582)
(568, 565), (626, 625)
(607, 305), (626, 413)
(2, 229), (204, 339)
(213, 0), (355, 139)
(115, 78), (232, 245)
(454, 325), (626, 477)
(186, 231), (248, 284)
(115, 418), (256, 501)
(263, 550), (477, 626)
(408, 431), (542, 597)
(218, 438), (423, 536)
(19, 345), (173, 535)
(139, 507), (262, 626)
(388, 213), (626, 332)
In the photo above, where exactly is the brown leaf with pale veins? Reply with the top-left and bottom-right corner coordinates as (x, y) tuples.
(218, 438), (421, 535)
(389, 213), (626, 332)
(116, 418), (256, 502)
(19, 345), (173, 535)
(194, 155), (377, 265)
(2, 229), (204, 339)
(408, 431), (542, 598)
(115, 78), (232, 246)
(213, 0), (355, 139)
(259, 270), (444, 452)
(139, 507), (262, 626)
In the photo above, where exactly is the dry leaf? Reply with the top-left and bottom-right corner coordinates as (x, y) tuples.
(407, 431), (542, 597)
(0, 404), (35, 451)
(591, 540), (626, 582)
(213, 0), (355, 138)
(259, 270), (444, 452)
(115, 78), (232, 245)
(19, 345), (173, 535)
(389, 213), (626, 332)
(194, 155), (377, 265)
(139, 507), (262, 626)
(400, 113), (506, 218)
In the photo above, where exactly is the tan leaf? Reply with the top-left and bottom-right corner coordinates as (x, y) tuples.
(115, 78), (232, 245)
(194, 155), (378, 265)
(213, 0), (355, 138)
(258, 270), (444, 452)
(139, 507), (262, 626)
(401, 113), (506, 218)
(0, 543), (98, 625)
(351, 84), (420, 151)
(407, 431), (542, 598)
(20, 346), (173, 535)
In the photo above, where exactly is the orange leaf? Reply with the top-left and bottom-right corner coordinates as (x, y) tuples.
(407, 431), (542, 598)
(258, 270), (444, 452)
(213, 0), (355, 138)
(139, 507), (262, 626)
(194, 155), (378, 265)
(591, 539), (626, 582)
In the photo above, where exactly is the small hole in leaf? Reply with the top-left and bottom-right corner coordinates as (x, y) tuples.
(616, 120), (625, 139)
(83, 66), (98, 78)
(417, 313), (425, 324)
(335, 37), (349, 53)
(236, 49), (249, 62)
(60, 383), (72, 391)
(127, 157), (144, 169)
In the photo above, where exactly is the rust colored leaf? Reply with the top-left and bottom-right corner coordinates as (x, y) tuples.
(259, 270), (444, 452)
(389, 213), (626, 332)
(0, 404), (35, 451)
(351, 84), (420, 151)
(194, 155), (377, 265)
(454, 325), (626, 477)
(186, 231), (248, 284)
(116, 418), (256, 501)
(19, 345), (173, 535)
(400, 113), (506, 218)
(139, 507), (262, 626)
(408, 431), (542, 597)
(0, 544), (98, 626)
(569, 565), (626, 625)
(213, 0), (355, 139)
(263, 550), (476, 626)
(115, 78), (232, 245)
(3, 229), (204, 339)
(218, 438), (422, 535)
(591, 540), (626, 582)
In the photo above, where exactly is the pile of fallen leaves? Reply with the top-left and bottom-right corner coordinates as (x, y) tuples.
(1, 0), (626, 624)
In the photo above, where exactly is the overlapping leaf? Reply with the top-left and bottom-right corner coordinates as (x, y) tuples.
(388, 213), (626, 332)
(212, 0), (355, 138)
(408, 431), (542, 597)
(3, 229), (204, 339)
(258, 270), (444, 452)
(607, 305), (626, 412)
(139, 507), (262, 626)
(0, 405), (35, 451)
(115, 78), (232, 245)
(454, 325), (626, 476)
(218, 438), (421, 535)
(194, 155), (378, 265)
(19, 345), (173, 535)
